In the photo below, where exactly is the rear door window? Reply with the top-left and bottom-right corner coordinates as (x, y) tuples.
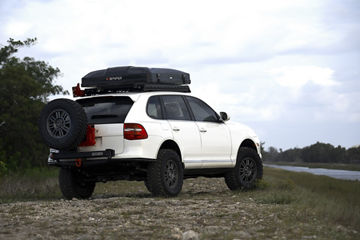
(162, 95), (191, 121)
(77, 96), (133, 124)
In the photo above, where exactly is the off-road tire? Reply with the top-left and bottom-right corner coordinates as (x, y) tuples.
(59, 168), (95, 200)
(146, 149), (183, 197)
(39, 98), (87, 150)
(225, 147), (263, 190)
(144, 179), (152, 193)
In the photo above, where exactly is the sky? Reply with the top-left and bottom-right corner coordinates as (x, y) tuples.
(1, 0), (359, 150)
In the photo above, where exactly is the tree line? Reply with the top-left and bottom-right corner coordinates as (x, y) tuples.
(261, 142), (360, 164)
(0, 38), (67, 174)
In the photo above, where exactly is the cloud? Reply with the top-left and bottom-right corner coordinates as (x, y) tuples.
(192, 82), (283, 122)
(270, 65), (338, 91)
(1, 0), (359, 149)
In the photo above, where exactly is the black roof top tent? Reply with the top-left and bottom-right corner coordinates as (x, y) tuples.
(79, 66), (191, 95)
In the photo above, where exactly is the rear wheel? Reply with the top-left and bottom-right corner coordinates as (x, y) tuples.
(225, 147), (263, 190)
(59, 168), (95, 200)
(146, 149), (183, 197)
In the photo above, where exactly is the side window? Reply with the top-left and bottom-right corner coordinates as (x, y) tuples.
(162, 95), (191, 121)
(186, 96), (219, 122)
(147, 96), (163, 119)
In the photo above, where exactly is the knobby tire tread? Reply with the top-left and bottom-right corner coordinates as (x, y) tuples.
(146, 149), (183, 197)
(224, 147), (263, 191)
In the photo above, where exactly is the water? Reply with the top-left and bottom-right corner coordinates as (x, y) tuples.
(264, 164), (360, 181)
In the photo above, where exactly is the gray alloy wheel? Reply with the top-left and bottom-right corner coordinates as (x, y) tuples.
(238, 157), (257, 186)
(46, 109), (72, 138)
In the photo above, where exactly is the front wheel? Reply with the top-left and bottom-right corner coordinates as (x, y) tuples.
(225, 147), (263, 190)
(146, 149), (183, 197)
(59, 168), (95, 200)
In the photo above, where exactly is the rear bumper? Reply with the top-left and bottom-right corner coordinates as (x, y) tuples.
(48, 149), (155, 167)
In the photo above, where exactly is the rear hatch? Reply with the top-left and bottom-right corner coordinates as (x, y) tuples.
(76, 96), (133, 154)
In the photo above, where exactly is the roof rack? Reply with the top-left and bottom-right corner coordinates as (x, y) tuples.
(72, 83), (190, 97)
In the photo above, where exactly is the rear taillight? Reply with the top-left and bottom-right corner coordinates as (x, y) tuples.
(124, 123), (148, 140)
(79, 125), (96, 146)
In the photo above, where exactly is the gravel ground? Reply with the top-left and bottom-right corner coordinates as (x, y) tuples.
(0, 177), (358, 240)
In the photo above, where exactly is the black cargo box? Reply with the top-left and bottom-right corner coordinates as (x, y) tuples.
(81, 66), (191, 90)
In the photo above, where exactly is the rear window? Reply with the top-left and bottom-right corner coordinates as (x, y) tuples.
(147, 96), (163, 119)
(77, 97), (133, 124)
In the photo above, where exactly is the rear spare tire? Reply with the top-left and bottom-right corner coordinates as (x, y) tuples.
(39, 98), (87, 150)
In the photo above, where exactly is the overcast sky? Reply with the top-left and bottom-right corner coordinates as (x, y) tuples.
(1, 0), (359, 150)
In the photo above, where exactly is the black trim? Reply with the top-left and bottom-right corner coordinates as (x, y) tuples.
(49, 156), (156, 167)
(80, 84), (190, 97)
(184, 168), (231, 178)
(52, 149), (115, 160)
(159, 95), (167, 120)
(182, 95), (196, 121)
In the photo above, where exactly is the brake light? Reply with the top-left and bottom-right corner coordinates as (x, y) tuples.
(124, 123), (148, 140)
(79, 125), (96, 146)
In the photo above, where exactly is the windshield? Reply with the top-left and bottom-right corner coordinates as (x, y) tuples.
(77, 96), (133, 124)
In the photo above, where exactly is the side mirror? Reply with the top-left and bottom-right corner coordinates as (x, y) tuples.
(220, 112), (230, 121)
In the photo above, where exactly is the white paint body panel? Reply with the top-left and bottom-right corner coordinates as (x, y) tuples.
(167, 120), (202, 169)
(77, 92), (261, 169)
(194, 121), (232, 168)
(78, 124), (124, 154)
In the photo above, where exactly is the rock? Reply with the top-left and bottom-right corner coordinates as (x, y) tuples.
(237, 231), (251, 239)
(182, 230), (199, 240)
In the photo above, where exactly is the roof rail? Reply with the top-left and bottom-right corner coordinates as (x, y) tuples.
(73, 83), (190, 97)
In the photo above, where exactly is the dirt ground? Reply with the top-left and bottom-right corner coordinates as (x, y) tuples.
(0, 177), (358, 240)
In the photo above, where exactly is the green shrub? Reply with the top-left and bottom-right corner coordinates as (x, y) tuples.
(0, 160), (7, 176)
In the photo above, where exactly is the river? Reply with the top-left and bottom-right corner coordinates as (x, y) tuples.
(264, 164), (360, 181)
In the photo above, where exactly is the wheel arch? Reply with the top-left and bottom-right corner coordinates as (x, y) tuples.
(240, 139), (257, 152)
(158, 140), (182, 160)
(157, 139), (184, 173)
(236, 138), (261, 160)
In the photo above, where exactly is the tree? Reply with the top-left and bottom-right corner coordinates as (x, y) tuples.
(347, 146), (360, 164)
(0, 38), (68, 172)
(266, 146), (280, 162)
(262, 142), (355, 164)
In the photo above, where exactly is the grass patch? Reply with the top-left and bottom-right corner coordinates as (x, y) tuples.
(0, 167), (61, 203)
(256, 191), (294, 204)
(263, 167), (360, 230)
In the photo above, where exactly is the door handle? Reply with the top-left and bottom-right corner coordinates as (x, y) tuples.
(199, 128), (207, 133)
(172, 127), (180, 132)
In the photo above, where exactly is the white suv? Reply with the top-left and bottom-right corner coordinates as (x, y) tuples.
(39, 67), (262, 198)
